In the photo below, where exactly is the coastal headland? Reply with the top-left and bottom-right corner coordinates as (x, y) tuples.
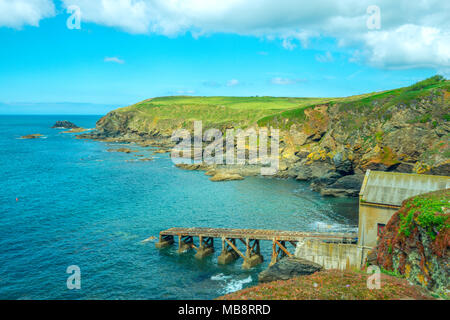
(78, 76), (450, 196)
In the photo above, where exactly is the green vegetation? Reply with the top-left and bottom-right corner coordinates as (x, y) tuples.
(108, 75), (448, 132)
(256, 76), (448, 128)
(399, 189), (450, 240)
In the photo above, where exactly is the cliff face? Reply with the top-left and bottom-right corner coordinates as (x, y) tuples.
(83, 76), (450, 194)
(375, 189), (449, 294)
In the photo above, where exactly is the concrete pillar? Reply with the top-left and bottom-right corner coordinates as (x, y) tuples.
(194, 236), (214, 259)
(218, 250), (239, 264)
(155, 235), (174, 248)
(177, 236), (192, 253)
(195, 246), (214, 259)
(218, 237), (239, 264)
(242, 254), (263, 269)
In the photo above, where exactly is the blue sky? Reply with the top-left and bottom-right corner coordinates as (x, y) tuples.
(0, 0), (448, 114)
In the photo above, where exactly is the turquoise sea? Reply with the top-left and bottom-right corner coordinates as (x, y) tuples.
(0, 115), (358, 300)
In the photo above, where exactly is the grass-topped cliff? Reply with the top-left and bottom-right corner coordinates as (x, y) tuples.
(85, 75), (450, 188)
(375, 188), (449, 294)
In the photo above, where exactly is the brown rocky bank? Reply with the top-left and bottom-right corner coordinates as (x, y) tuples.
(79, 77), (450, 196)
(217, 269), (434, 300)
(372, 189), (449, 294)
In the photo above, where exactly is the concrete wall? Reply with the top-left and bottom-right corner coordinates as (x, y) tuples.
(358, 202), (398, 248)
(295, 239), (371, 270)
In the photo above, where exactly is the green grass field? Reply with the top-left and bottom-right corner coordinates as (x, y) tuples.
(113, 76), (449, 129)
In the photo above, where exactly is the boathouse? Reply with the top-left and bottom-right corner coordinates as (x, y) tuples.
(295, 170), (450, 270)
(358, 170), (450, 248)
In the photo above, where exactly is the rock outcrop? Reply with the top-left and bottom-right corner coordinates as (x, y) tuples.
(20, 134), (43, 139)
(375, 189), (449, 294)
(209, 172), (244, 182)
(258, 257), (323, 283)
(107, 148), (138, 154)
(52, 120), (79, 129)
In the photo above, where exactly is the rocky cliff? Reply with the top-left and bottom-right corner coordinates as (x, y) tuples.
(81, 76), (450, 195)
(374, 189), (449, 294)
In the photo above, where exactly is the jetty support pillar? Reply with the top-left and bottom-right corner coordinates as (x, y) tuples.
(218, 238), (239, 265)
(269, 239), (293, 266)
(242, 239), (263, 269)
(155, 235), (174, 248)
(178, 235), (193, 253)
(194, 235), (215, 259)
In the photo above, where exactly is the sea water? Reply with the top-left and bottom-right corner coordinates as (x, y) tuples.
(0, 115), (358, 299)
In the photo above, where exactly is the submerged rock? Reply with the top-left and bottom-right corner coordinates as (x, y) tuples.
(153, 149), (170, 154)
(52, 120), (79, 129)
(20, 134), (43, 139)
(62, 127), (89, 133)
(107, 147), (138, 154)
(258, 257), (323, 283)
(209, 172), (244, 182)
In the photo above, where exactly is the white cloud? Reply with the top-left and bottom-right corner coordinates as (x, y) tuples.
(104, 57), (125, 64)
(63, 0), (151, 34)
(1, 0), (447, 71)
(364, 24), (450, 70)
(271, 77), (305, 85)
(316, 51), (334, 63)
(0, 0), (55, 28)
(227, 79), (240, 87)
(176, 90), (195, 95)
(58, 0), (449, 71)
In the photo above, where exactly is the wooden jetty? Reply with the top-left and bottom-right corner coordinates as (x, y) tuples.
(152, 227), (357, 269)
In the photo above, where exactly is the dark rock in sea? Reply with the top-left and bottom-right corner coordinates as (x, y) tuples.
(20, 134), (43, 139)
(258, 257), (323, 283)
(52, 120), (79, 129)
(319, 173), (365, 197)
(107, 147), (138, 154)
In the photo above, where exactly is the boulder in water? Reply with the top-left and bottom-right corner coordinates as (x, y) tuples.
(52, 121), (79, 129)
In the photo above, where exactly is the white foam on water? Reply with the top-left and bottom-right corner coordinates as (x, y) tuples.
(310, 221), (357, 233)
(211, 274), (253, 295)
(222, 276), (253, 294)
(210, 273), (232, 281)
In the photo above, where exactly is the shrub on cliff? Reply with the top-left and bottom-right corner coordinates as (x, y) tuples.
(376, 189), (449, 294)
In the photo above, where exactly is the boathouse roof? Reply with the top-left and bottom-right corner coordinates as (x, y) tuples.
(359, 170), (450, 207)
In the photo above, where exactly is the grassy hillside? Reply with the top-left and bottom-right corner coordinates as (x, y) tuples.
(258, 75), (450, 128)
(101, 76), (448, 133)
(111, 91), (401, 128)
